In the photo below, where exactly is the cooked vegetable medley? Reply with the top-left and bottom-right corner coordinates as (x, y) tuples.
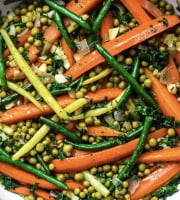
(0, 0), (180, 199)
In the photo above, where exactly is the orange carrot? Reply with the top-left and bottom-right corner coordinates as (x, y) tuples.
(0, 162), (59, 190)
(61, 38), (75, 66)
(52, 128), (167, 172)
(65, 180), (84, 190)
(64, 0), (103, 26)
(120, 0), (151, 24)
(64, 15), (179, 80)
(84, 87), (123, 102)
(11, 186), (55, 200)
(87, 125), (123, 136)
(100, 11), (114, 42)
(161, 56), (180, 84)
(42, 23), (61, 53)
(137, 0), (164, 18)
(27, 45), (40, 63)
(0, 88), (121, 124)
(71, 149), (93, 157)
(145, 68), (180, 135)
(131, 162), (180, 200)
(137, 147), (180, 163)
(6, 66), (25, 80)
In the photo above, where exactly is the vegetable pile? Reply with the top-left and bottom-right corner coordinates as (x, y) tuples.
(0, 0), (180, 200)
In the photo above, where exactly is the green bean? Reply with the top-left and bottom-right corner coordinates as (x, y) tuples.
(64, 139), (120, 151)
(109, 116), (152, 191)
(0, 83), (33, 108)
(0, 155), (68, 189)
(35, 152), (50, 175)
(93, 0), (113, 33)
(0, 147), (10, 157)
(40, 116), (83, 143)
(117, 56), (140, 108)
(44, 0), (92, 32)
(50, 87), (71, 96)
(95, 43), (157, 108)
(64, 125), (143, 151)
(0, 35), (8, 91)
(53, 12), (76, 50)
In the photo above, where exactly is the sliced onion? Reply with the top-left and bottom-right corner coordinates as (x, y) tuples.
(114, 110), (126, 121)
(76, 39), (90, 56)
(34, 13), (41, 27)
(128, 175), (140, 194)
(104, 113), (114, 125)
(112, 175), (122, 187)
(8, 25), (16, 36)
(47, 10), (55, 18)
(108, 27), (119, 40)
(0, 131), (8, 141)
(17, 28), (29, 37)
(55, 73), (67, 83)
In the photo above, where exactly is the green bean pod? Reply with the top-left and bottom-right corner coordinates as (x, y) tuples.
(95, 43), (157, 108)
(36, 152), (50, 175)
(0, 35), (8, 91)
(53, 12), (76, 50)
(40, 116), (83, 143)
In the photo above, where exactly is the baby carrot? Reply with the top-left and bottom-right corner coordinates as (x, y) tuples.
(64, 15), (179, 80)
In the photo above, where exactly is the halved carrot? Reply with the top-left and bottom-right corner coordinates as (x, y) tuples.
(61, 38), (75, 66)
(145, 68), (180, 135)
(131, 162), (180, 200)
(0, 88), (121, 124)
(87, 125), (123, 136)
(137, 147), (180, 163)
(27, 45), (40, 63)
(11, 186), (55, 200)
(0, 162), (59, 190)
(137, 0), (164, 18)
(64, 0), (103, 26)
(42, 23), (61, 53)
(52, 128), (167, 172)
(161, 56), (180, 84)
(100, 11), (114, 42)
(65, 180), (84, 190)
(120, 0), (151, 24)
(84, 87), (123, 102)
(6, 66), (25, 80)
(64, 15), (179, 80)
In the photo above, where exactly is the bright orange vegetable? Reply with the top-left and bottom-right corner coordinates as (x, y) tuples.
(52, 128), (167, 172)
(6, 66), (25, 80)
(0, 162), (59, 190)
(87, 125), (124, 136)
(120, 0), (151, 24)
(137, 147), (180, 163)
(42, 23), (61, 53)
(145, 68), (180, 135)
(131, 162), (180, 200)
(65, 180), (84, 190)
(160, 56), (180, 84)
(64, 15), (179, 80)
(61, 37), (75, 66)
(100, 11), (114, 42)
(0, 88), (121, 124)
(27, 45), (40, 63)
(64, 0), (103, 26)
(11, 186), (55, 200)
(137, 0), (164, 17)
